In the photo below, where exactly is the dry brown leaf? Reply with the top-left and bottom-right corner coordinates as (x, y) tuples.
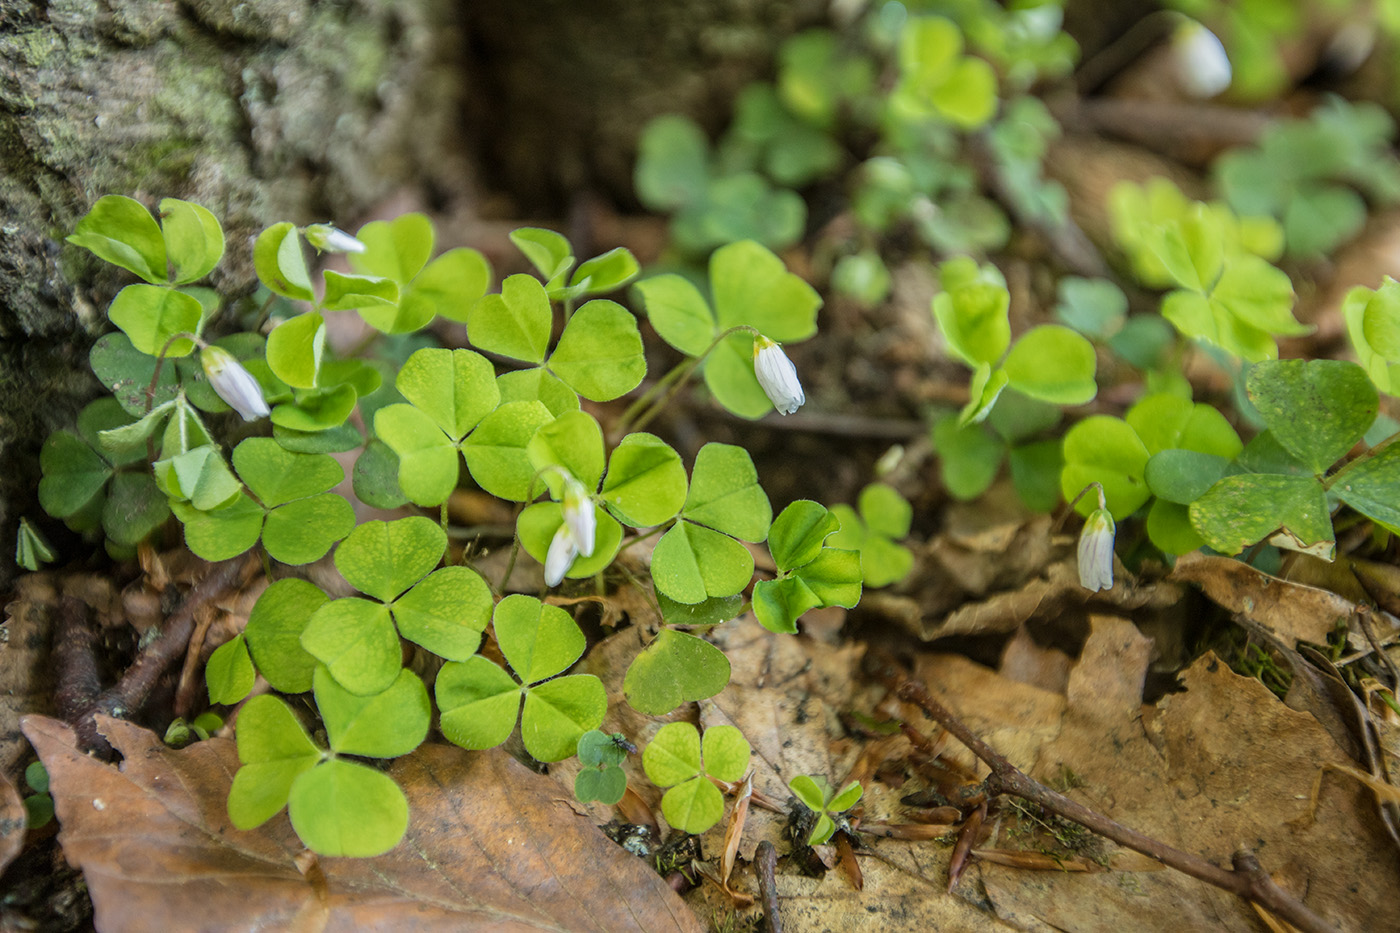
(23, 714), (704, 933)
(1172, 551), (1400, 648)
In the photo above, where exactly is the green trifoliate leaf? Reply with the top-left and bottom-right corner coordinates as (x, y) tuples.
(1124, 394), (1244, 459)
(253, 223), (313, 301)
(634, 274), (715, 358)
(768, 500), (840, 572)
(171, 494), (264, 560)
(90, 332), (179, 416)
(262, 494), (356, 566)
(159, 198), (224, 285)
(335, 516), (445, 603)
(642, 721), (703, 788)
(395, 347), (498, 441)
(436, 655), (523, 751)
(155, 444), (240, 511)
(527, 410), (606, 493)
(102, 472), (170, 546)
(1146, 498), (1205, 556)
(1144, 449), (1231, 505)
(958, 362), (1010, 427)
(932, 279), (1011, 368)
(227, 695), (321, 830)
(711, 240), (821, 343)
(522, 675), (607, 762)
(299, 598), (402, 696)
(1190, 473), (1334, 559)
(1060, 415), (1151, 519)
(462, 400), (555, 501)
(206, 634), (255, 706)
(858, 483), (911, 539)
(467, 273), (553, 363)
(68, 195), (168, 283)
(651, 521), (755, 604)
(392, 566), (493, 660)
(350, 213), (433, 285)
(509, 227), (574, 280)
(1246, 359), (1377, 474)
(682, 443), (771, 542)
(287, 759), (408, 857)
(1344, 280), (1400, 393)
(233, 437), (341, 507)
(656, 591), (744, 628)
(700, 724), (750, 783)
(245, 578), (326, 694)
(660, 778), (725, 835)
(108, 285), (202, 358)
(38, 432), (110, 519)
(314, 665), (430, 759)
(703, 332), (780, 420)
(600, 433), (687, 527)
(623, 628), (730, 715)
(548, 300), (646, 402)
(1002, 325), (1097, 406)
(793, 547), (862, 608)
(493, 594), (585, 685)
(1055, 277), (1127, 339)
(352, 440), (408, 510)
(574, 765), (627, 806)
(577, 730), (628, 768)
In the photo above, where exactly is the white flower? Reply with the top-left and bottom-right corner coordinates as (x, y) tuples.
(201, 346), (270, 421)
(1173, 21), (1232, 98)
(562, 475), (596, 558)
(1077, 507), (1116, 593)
(303, 223), (366, 254)
(752, 335), (805, 416)
(544, 523), (578, 587)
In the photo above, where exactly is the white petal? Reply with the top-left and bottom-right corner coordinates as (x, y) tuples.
(753, 337), (805, 415)
(544, 524), (578, 587)
(1174, 22), (1232, 98)
(201, 347), (270, 421)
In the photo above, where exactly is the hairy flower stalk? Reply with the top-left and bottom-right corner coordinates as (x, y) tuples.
(201, 346), (270, 421)
(752, 335), (805, 415)
(1077, 507), (1116, 592)
(544, 523), (578, 587)
(561, 475), (597, 558)
(303, 223), (366, 254)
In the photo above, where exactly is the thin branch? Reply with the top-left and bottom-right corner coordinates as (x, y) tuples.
(755, 840), (782, 933)
(896, 679), (1336, 933)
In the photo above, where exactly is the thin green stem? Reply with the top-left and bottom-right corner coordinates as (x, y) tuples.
(614, 326), (762, 437)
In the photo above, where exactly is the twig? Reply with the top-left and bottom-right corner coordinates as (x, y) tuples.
(1356, 607), (1400, 692)
(754, 840), (782, 933)
(896, 679), (1336, 933)
(52, 597), (104, 749)
(69, 557), (253, 756)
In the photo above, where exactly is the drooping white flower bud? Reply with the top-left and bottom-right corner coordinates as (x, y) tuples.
(544, 522), (578, 587)
(1077, 507), (1116, 592)
(303, 223), (366, 254)
(1173, 21), (1232, 99)
(201, 346), (270, 421)
(561, 474), (597, 558)
(752, 335), (805, 416)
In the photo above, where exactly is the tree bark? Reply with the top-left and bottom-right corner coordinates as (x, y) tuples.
(0, 0), (471, 583)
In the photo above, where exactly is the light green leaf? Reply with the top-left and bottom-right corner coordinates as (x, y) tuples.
(1247, 359), (1377, 474)
(1333, 442), (1400, 535)
(395, 347), (499, 441)
(206, 634), (254, 705)
(171, 494), (263, 561)
(767, 500), (839, 571)
(262, 494), (355, 565)
(682, 443), (771, 542)
(436, 655), (522, 751)
(67, 195), (167, 284)
(570, 247), (639, 296)
(335, 516), (445, 603)
(516, 503), (624, 580)
(245, 578), (326, 693)
(527, 410), (606, 493)
(623, 629), (730, 715)
(462, 400), (556, 501)
(253, 223), (313, 301)
(634, 274), (715, 358)
(933, 414), (1003, 500)
(711, 240), (821, 343)
(232, 437), (343, 507)
(314, 665), (429, 759)
(509, 227), (574, 280)
(642, 721), (702, 787)
(392, 566), (493, 660)
(600, 433), (687, 527)
(322, 271), (399, 314)
(287, 760), (408, 857)
(549, 300), (646, 402)
(159, 198), (224, 285)
(265, 312), (325, 389)
(108, 285), (202, 357)
(404, 247), (492, 324)
(651, 521), (755, 604)
(350, 213), (434, 285)
(373, 403), (459, 506)
(299, 598), (402, 696)
(932, 281), (1011, 368)
(521, 675), (607, 762)
(752, 574), (822, 634)
(493, 594), (585, 685)
(227, 694), (320, 829)
(495, 369), (580, 416)
(634, 115), (710, 211)
(1002, 325), (1097, 406)
(467, 273), (553, 363)
(1060, 415), (1151, 519)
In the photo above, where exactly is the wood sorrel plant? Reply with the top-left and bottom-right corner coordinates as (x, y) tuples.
(43, 195), (866, 856)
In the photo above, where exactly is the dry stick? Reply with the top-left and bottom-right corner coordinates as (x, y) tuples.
(53, 597), (104, 745)
(896, 679), (1336, 933)
(70, 557), (252, 756)
(754, 840), (782, 933)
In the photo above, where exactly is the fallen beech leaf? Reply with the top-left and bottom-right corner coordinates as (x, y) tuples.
(23, 715), (703, 933)
(1172, 551), (1400, 647)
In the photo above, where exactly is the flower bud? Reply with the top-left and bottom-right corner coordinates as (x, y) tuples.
(544, 523), (578, 587)
(303, 223), (366, 254)
(1173, 21), (1232, 98)
(1077, 507), (1116, 593)
(752, 335), (805, 416)
(201, 346), (270, 421)
(562, 474), (597, 558)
